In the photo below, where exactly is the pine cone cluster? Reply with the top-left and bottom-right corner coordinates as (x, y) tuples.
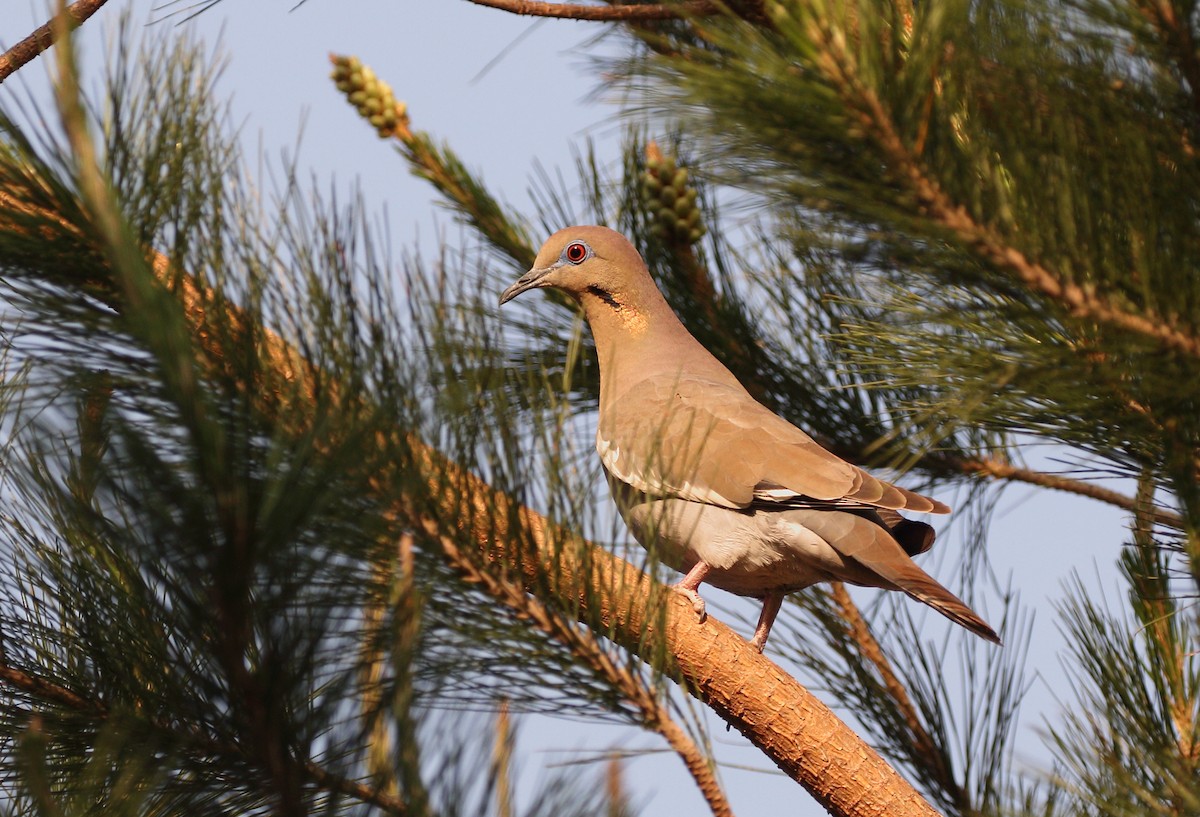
(642, 146), (706, 245)
(329, 55), (410, 140)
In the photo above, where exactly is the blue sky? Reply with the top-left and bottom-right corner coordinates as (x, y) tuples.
(3, 2), (1133, 814)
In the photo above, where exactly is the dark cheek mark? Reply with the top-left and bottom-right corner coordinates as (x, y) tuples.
(587, 285), (621, 310)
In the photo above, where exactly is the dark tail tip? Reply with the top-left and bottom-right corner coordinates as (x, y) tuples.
(905, 582), (1003, 645)
(892, 519), (936, 557)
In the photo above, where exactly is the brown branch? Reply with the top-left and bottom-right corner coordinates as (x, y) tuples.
(942, 453), (1185, 530)
(0, 0), (110, 85)
(409, 442), (939, 816)
(302, 762), (410, 815)
(463, 0), (718, 21)
(0, 664), (103, 713)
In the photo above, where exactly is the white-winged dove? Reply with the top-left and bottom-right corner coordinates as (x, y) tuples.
(500, 226), (1000, 652)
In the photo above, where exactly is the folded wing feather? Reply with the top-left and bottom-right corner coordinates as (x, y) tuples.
(597, 377), (949, 515)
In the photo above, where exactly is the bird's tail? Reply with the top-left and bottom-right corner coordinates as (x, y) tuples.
(900, 576), (1002, 645)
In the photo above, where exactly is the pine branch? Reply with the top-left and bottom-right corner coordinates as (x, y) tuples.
(942, 452), (1186, 530)
(433, 525), (733, 817)
(1050, 478), (1200, 812)
(0, 0), (110, 85)
(329, 55), (537, 270)
(801, 11), (1200, 360)
(830, 583), (967, 811)
(420, 458), (942, 816)
(0, 664), (102, 713)
(0, 661), (412, 814)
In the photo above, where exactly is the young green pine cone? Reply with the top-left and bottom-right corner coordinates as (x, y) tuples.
(329, 54), (411, 140)
(642, 142), (706, 246)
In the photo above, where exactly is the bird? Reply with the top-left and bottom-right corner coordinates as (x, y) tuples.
(500, 225), (1000, 652)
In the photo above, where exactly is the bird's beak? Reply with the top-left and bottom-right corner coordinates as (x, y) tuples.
(499, 264), (555, 305)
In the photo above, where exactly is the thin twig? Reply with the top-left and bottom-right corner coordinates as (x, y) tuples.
(943, 453), (1185, 529)
(830, 583), (965, 806)
(0, 0), (110, 85)
(0, 664), (102, 713)
(463, 0), (718, 21)
(302, 762), (410, 815)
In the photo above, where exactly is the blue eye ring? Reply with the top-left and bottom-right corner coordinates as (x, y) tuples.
(564, 241), (590, 264)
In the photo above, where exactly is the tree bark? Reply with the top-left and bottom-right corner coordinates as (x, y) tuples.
(0, 0), (110, 85)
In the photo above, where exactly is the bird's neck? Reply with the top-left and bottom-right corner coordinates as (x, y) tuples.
(580, 286), (739, 405)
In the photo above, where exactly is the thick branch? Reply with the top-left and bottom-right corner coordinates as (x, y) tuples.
(0, 0), (110, 85)
(406, 441), (939, 816)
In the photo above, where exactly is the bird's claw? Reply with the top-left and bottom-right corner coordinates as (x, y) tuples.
(674, 585), (708, 622)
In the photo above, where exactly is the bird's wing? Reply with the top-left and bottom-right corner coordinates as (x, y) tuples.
(597, 377), (948, 513)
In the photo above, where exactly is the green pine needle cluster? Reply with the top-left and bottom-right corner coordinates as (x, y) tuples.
(3, 0), (1200, 813)
(640, 144), (706, 245)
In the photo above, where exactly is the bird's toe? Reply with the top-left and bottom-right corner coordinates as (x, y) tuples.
(674, 585), (708, 622)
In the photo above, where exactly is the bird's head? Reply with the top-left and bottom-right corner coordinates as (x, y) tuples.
(499, 226), (652, 310)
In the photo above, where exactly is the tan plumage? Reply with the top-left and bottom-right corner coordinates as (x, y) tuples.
(500, 226), (999, 651)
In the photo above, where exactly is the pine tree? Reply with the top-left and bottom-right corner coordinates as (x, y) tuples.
(0, 1), (1197, 816)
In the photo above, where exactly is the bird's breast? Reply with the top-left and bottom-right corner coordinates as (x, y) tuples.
(611, 493), (836, 594)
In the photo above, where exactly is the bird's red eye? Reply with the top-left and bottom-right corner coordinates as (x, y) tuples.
(564, 242), (588, 264)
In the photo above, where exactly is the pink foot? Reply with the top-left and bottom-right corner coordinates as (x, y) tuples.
(673, 584), (708, 622)
(749, 593), (784, 653)
(672, 561), (712, 623)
